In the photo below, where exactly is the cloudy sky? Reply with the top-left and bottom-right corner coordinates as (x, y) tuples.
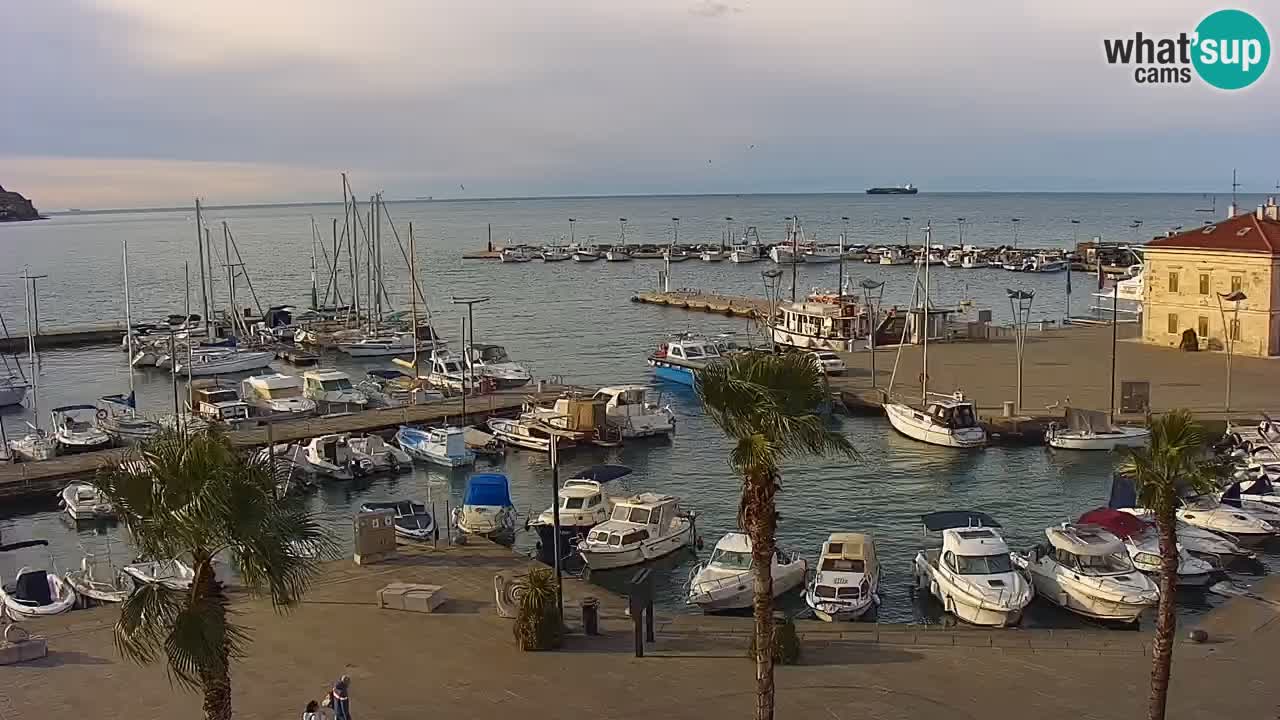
(2, 0), (1276, 208)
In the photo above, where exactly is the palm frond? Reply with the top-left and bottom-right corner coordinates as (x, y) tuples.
(1118, 410), (1216, 515)
(162, 590), (249, 691)
(115, 581), (185, 666)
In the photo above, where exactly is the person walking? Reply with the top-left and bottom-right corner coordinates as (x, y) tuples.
(303, 700), (323, 720)
(330, 676), (352, 720)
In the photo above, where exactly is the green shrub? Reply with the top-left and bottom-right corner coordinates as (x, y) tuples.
(513, 568), (564, 651)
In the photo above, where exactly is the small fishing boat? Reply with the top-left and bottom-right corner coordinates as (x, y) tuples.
(1077, 509), (1217, 587)
(348, 434), (412, 473)
(631, 244), (665, 259)
(689, 532), (807, 613)
(911, 512), (1032, 626)
(605, 246), (633, 262)
(465, 343), (532, 389)
(878, 247), (913, 265)
(360, 500), (435, 540)
(1023, 251), (1069, 273)
(728, 236), (765, 263)
(804, 532), (880, 621)
(453, 473), (517, 540)
(577, 493), (696, 571)
(529, 466), (631, 554)
(302, 434), (361, 480)
(500, 247), (534, 263)
(0, 567), (77, 618)
(240, 373), (317, 416)
(187, 379), (252, 426)
(572, 249), (601, 262)
(425, 351), (469, 393)
(357, 369), (444, 408)
(302, 369), (368, 411)
(941, 248), (965, 268)
(174, 348), (274, 376)
(63, 554), (130, 604)
(593, 385), (675, 438)
(699, 248), (725, 262)
(884, 392), (986, 448)
(122, 558), (196, 590)
(541, 247), (572, 262)
(60, 482), (114, 521)
(1046, 407), (1150, 451)
(395, 426), (476, 467)
(9, 428), (56, 462)
(960, 251), (990, 269)
(51, 404), (112, 453)
(800, 245), (842, 264)
(486, 416), (573, 453)
(663, 247), (692, 263)
(646, 333), (729, 387)
(95, 394), (162, 444)
(1015, 523), (1159, 624)
(769, 245), (803, 264)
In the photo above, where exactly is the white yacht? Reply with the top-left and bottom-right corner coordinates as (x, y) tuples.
(453, 473), (517, 540)
(884, 392), (986, 448)
(1077, 509), (1216, 587)
(51, 404), (112, 453)
(699, 248), (725, 262)
(770, 298), (865, 353)
(465, 343), (532, 389)
(912, 512), (1032, 627)
(0, 567), (77, 619)
(577, 493), (695, 571)
(529, 475), (619, 557)
(1176, 496), (1277, 544)
(803, 532), (880, 621)
(878, 247), (913, 265)
(301, 434), (359, 480)
(337, 331), (419, 357)
(395, 426), (476, 467)
(60, 482), (114, 521)
(1046, 408), (1150, 451)
(302, 369), (368, 411)
(592, 385), (675, 439)
(688, 532), (807, 613)
(486, 416), (573, 453)
(173, 348), (274, 376)
(347, 434), (412, 473)
(1015, 523), (1159, 624)
(240, 373), (317, 417)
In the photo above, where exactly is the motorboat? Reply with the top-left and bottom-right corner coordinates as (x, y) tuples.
(647, 333), (729, 386)
(769, 245), (802, 264)
(577, 493), (695, 570)
(63, 553), (130, 604)
(9, 428), (56, 462)
(302, 369), (368, 411)
(803, 532), (880, 621)
(360, 500), (435, 540)
(500, 247), (534, 263)
(529, 467), (630, 555)
(1114, 508), (1254, 564)
(941, 248), (965, 268)
(1077, 509), (1217, 588)
(1176, 496), (1277, 544)
(240, 373), (317, 417)
(356, 369), (443, 407)
(884, 392), (986, 448)
(51, 404), (113, 453)
(424, 351), (470, 393)
(122, 558), (195, 590)
(688, 532), (807, 613)
(699, 247), (725, 262)
(302, 434), (361, 480)
(465, 343), (532, 389)
(187, 379), (252, 426)
(395, 426), (476, 467)
(337, 332), (420, 357)
(1015, 523), (1159, 624)
(800, 245), (842, 264)
(1023, 251), (1069, 273)
(572, 248), (601, 262)
(604, 246), (633, 262)
(843, 244), (869, 261)
(631, 244), (666, 259)
(592, 385), (675, 438)
(1220, 477), (1280, 511)
(729, 234), (765, 263)
(1046, 407), (1150, 450)
(522, 394), (623, 448)
(541, 247), (572, 262)
(60, 482), (114, 521)
(95, 394), (162, 444)
(487, 416), (573, 453)
(348, 434), (412, 473)
(0, 567), (77, 618)
(173, 348), (274, 376)
(0, 375), (30, 407)
(911, 512), (1032, 627)
(878, 247), (913, 265)
(915, 248), (944, 266)
(770, 298), (866, 353)
(453, 473), (517, 540)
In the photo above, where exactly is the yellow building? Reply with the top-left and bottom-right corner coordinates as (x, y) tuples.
(1141, 198), (1280, 357)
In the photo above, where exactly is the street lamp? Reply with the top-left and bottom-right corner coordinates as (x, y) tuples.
(901, 216), (911, 244)
(1217, 290), (1247, 411)
(450, 295), (491, 424)
(723, 216), (733, 250)
(568, 218), (576, 246)
(1006, 289), (1035, 414)
(956, 217), (966, 247)
(860, 279), (885, 389)
(1011, 218), (1021, 250)
(761, 268), (784, 351)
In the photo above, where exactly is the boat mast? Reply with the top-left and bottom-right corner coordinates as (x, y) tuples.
(22, 268), (39, 428)
(123, 240), (135, 411)
(409, 222), (420, 379)
(921, 223), (931, 406)
(195, 199), (210, 338)
(790, 216), (798, 302)
(310, 217), (319, 311)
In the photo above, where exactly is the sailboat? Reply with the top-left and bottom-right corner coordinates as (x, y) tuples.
(8, 268), (56, 462)
(101, 240), (162, 444)
(883, 224), (987, 448)
(0, 306), (29, 407)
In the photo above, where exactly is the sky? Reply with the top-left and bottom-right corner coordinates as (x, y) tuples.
(2, 0), (1278, 209)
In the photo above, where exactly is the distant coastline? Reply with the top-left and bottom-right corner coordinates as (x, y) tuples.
(0, 184), (44, 222)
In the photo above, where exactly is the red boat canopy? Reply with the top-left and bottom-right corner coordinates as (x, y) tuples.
(1077, 508), (1148, 539)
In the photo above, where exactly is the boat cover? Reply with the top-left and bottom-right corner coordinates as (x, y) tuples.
(1046, 524), (1124, 556)
(1078, 508), (1147, 539)
(1220, 477), (1276, 507)
(921, 510), (1000, 532)
(363, 500), (427, 516)
(1108, 473), (1138, 509)
(465, 474), (513, 507)
(367, 369), (409, 380)
(569, 464), (633, 483)
(16, 570), (52, 605)
(1065, 406), (1114, 433)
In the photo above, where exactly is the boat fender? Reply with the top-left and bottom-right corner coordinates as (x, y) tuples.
(930, 580), (940, 598)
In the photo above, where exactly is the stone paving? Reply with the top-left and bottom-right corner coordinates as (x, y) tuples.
(4, 541), (1279, 720)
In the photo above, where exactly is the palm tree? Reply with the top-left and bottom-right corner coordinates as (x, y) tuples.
(94, 429), (337, 720)
(696, 352), (856, 720)
(1117, 410), (1216, 720)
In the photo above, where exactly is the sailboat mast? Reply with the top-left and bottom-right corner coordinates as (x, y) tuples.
(23, 269), (37, 426)
(123, 240), (135, 406)
(223, 222), (235, 333)
(921, 223), (931, 406)
(195, 199), (210, 338)
(310, 218), (319, 310)
(790, 216), (798, 302)
(409, 222), (420, 378)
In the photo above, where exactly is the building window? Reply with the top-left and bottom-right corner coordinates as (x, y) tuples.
(1168, 272), (1179, 293)
(1199, 273), (1210, 295)
(1231, 275), (1243, 294)
(1230, 319), (1241, 341)
(1167, 313), (1179, 334)
(1198, 316), (1209, 338)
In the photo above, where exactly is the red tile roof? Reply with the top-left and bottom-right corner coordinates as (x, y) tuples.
(1145, 211), (1280, 254)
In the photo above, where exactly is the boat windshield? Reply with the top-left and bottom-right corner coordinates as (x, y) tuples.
(610, 505), (652, 523)
(321, 379), (353, 391)
(563, 496), (586, 510)
(682, 345), (705, 359)
(1075, 552), (1135, 576)
(951, 553), (1013, 575)
(264, 387), (303, 399)
(205, 390), (238, 403)
(821, 558), (864, 573)
(709, 548), (751, 570)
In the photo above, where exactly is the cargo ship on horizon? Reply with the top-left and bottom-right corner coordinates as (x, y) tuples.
(866, 184), (918, 195)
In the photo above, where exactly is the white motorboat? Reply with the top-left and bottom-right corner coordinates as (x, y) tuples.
(357, 369), (444, 408)
(529, 469), (627, 555)
(541, 247), (572, 262)
(500, 247), (534, 263)
(302, 434), (361, 480)
(912, 512), (1032, 627)
(1176, 496), (1277, 544)
(1116, 509), (1255, 563)
(604, 246), (633, 262)
(395, 426), (476, 467)
(1023, 251), (1069, 273)
(803, 532), (880, 621)
(187, 379), (252, 426)
(878, 247), (913, 265)
(699, 248), (725, 262)
(60, 482), (114, 521)
(174, 349), (274, 376)
(1047, 408), (1150, 450)
(486, 416), (573, 453)
(769, 245), (803, 264)
(240, 373), (317, 416)
(348, 434), (412, 473)
(885, 392), (986, 448)
(465, 343), (532, 389)
(800, 245), (842, 264)
(1220, 477), (1280, 510)
(424, 351), (469, 392)
(453, 473), (517, 540)
(941, 248), (965, 268)
(592, 385), (675, 438)
(688, 532), (807, 613)
(577, 493), (695, 570)
(1015, 523), (1159, 624)
(959, 252), (990, 269)
(64, 554), (130, 604)
(95, 394), (162, 444)
(51, 404), (113, 453)
(302, 369), (368, 411)
(361, 500), (435, 540)
(647, 333), (732, 387)
(337, 332), (420, 357)
(122, 558), (196, 590)
(1078, 509), (1217, 587)
(0, 375), (29, 407)
(572, 249), (601, 262)
(0, 567), (77, 618)
(9, 428), (56, 462)
(663, 247), (692, 263)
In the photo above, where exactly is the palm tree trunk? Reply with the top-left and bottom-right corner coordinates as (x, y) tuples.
(1147, 512), (1179, 720)
(195, 566), (233, 720)
(744, 469), (778, 720)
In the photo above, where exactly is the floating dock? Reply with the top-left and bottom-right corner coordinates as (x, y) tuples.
(0, 324), (125, 353)
(630, 290), (769, 318)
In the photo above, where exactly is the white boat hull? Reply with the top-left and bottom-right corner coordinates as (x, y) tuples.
(913, 554), (1028, 627)
(884, 403), (986, 448)
(177, 351), (274, 376)
(769, 326), (857, 353)
(0, 570), (77, 618)
(580, 524), (692, 570)
(1048, 426), (1150, 450)
(689, 560), (806, 612)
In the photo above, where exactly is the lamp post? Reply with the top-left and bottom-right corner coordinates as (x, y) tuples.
(1217, 290), (1247, 412)
(1007, 289), (1035, 414)
(956, 217), (966, 248)
(840, 216), (850, 296)
(785, 216), (798, 302)
(901, 216), (911, 245)
(568, 218), (577, 247)
(1011, 218), (1021, 250)
(761, 269), (783, 352)
(1067, 219), (1080, 323)
(723, 217), (733, 251)
(450, 295), (491, 424)
(860, 280), (885, 389)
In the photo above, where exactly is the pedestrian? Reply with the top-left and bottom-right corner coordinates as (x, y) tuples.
(303, 700), (322, 720)
(330, 675), (352, 720)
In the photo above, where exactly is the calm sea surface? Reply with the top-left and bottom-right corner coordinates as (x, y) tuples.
(1, 193), (1273, 625)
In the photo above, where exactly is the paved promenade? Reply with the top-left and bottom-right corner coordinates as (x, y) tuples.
(5, 541), (1280, 719)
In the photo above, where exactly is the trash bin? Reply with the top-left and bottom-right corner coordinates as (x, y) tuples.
(581, 596), (599, 636)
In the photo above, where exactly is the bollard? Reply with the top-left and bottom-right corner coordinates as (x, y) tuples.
(628, 568), (653, 657)
(581, 596), (599, 636)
